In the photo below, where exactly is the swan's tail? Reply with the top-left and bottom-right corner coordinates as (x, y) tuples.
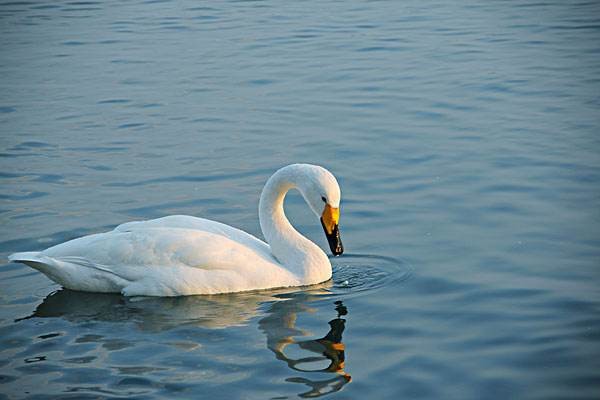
(9, 252), (131, 293)
(8, 251), (69, 283)
(9, 251), (48, 269)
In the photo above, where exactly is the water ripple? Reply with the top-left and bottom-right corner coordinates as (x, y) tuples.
(326, 253), (412, 298)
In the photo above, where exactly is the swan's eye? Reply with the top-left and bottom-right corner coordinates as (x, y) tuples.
(321, 196), (327, 203)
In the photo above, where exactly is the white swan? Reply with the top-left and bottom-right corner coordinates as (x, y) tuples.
(9, 164), (344, 297)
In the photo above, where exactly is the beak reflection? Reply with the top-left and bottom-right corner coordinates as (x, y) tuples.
(260, 299), (351, 397)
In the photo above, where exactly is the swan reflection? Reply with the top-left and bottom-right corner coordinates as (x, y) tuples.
(21, 289), (282, 330)
(259, 298), (351, 397)
(22, 287), (350, 397)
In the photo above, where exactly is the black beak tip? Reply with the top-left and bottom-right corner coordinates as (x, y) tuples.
(321, 218), (344, 257)
(332, 244), (344, 256)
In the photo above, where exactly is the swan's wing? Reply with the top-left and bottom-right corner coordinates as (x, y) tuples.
(115, 215), (270, 255)
(43, 228), (277, 272)
(35, 228), (298, 296)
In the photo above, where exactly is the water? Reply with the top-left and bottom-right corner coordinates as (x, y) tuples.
(1, 0), (599, 398)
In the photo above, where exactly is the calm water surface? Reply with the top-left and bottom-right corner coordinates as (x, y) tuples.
(1, 1), (600, 399)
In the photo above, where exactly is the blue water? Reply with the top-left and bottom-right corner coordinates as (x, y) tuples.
(1, 0), (600, 398)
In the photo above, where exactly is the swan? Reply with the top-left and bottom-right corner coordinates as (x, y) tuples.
(8, 164), (344, 297)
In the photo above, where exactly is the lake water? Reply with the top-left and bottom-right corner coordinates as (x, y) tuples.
(1, 0), (599, 398)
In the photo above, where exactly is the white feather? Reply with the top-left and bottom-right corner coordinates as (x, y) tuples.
(8, 164), (342, 296)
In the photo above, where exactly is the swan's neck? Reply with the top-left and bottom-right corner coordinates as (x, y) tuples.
(258, 167), (328, 277)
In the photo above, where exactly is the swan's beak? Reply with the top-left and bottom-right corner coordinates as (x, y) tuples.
(320, 204), (344, 256)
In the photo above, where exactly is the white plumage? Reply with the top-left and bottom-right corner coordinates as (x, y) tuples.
(9, 164), (344, 296)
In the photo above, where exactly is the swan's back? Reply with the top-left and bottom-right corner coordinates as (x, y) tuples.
(9, 216), (301, 296)
(115, 215), (271, 255)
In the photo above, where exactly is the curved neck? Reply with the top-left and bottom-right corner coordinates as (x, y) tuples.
(258, 166), (318, 272)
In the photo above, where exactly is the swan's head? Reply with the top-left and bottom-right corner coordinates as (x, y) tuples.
(296, 164), (344, 256)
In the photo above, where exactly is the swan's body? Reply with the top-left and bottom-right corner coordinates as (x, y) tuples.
(9, 164), (344, 296)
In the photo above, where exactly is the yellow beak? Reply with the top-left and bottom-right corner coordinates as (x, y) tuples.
(321, 204), (340, 235)
(320, 204), (343, 256)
